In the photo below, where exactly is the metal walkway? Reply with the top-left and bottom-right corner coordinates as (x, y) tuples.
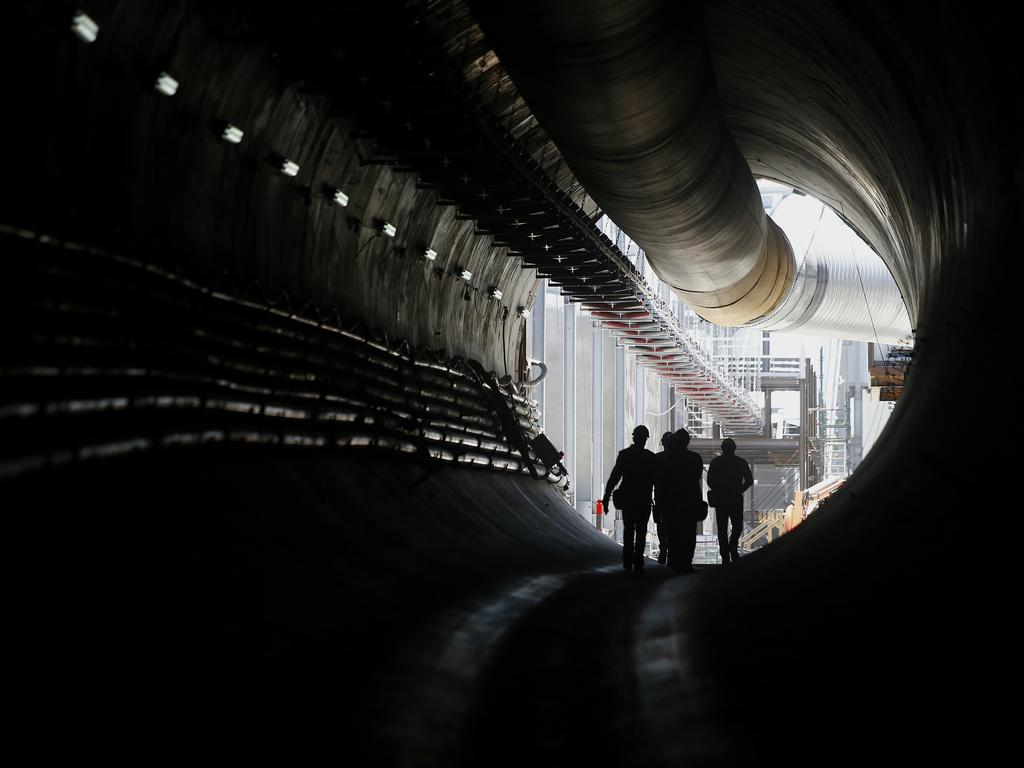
(352, 1), (766, 433)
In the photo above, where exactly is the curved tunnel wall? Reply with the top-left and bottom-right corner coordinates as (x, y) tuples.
(3, 0), (1018, 764)
(5, 1), (533, 376)
(706, 0), (971, 328)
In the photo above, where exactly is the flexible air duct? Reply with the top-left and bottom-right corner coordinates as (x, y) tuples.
(469, 0), (795, 326)
(753, 194), (913, 343)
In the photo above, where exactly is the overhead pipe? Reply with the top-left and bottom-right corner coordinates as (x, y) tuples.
(750, 193), (914, 344)
(469, 0), (795, 326)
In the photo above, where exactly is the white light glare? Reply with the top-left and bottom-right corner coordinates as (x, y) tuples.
(488, 287), (503, 300)
(517, 306), (530, 318)
(332, 189), (349, 207)
(280, 159), (300, 177)
(155, 72), (179, 96)
(222, 125), (244, 144)
(424, 248), (437, 261)
(457, 267), (472, 282)
(71, 12), (99, 43)
(382, 222), (397, 238)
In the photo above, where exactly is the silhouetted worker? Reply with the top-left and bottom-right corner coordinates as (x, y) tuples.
(603, 425), (656, 573)
(666, 428), (705, 574)
(707, 437), (754, 564)
(653, 431), (675, 565)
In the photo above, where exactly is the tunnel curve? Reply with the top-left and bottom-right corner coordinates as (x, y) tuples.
(2, 1), (1017, 765)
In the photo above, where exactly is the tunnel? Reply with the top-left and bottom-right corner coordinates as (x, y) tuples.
(3, 1), (1016, 764)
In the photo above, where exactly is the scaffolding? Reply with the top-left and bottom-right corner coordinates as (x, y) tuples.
(818, 406), (850, 479)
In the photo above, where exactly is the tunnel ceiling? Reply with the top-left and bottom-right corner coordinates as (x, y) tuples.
(4, 2), (1014, 458)
(8, 1), (997, 370)
(438, 0), (994, 341)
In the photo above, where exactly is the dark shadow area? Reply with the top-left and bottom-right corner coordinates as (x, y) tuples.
(4, 450), (616, 763)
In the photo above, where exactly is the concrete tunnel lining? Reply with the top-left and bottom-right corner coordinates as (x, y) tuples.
(2, 0), (1017, 763)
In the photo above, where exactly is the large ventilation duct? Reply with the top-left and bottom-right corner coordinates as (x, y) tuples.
(469, 0), (796, 327)
(753, 194), (914, 343)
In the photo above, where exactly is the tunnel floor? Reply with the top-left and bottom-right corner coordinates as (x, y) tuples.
(5, 445), (1007, 766)
(461, 567), (708, 768)
(3, 443), (747, 765)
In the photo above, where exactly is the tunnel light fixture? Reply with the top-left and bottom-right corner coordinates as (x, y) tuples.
(331, 188), (349, 207)
(222, 125), (244, 144)
(424, 248), (437, 261)
(381, 222), (397, 238)
(154, 72), (179, 96)
(71, 11), (99, 42)
(279, 159), (300, 177)
(456, 266), (472, 282)
(517, 306), (530, 318)
(488, 287), (503, 301)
